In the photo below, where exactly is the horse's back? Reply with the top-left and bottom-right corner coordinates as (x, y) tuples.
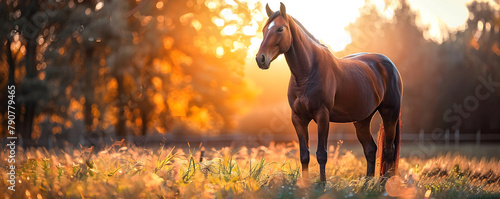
(342, 53), (394, 69)
(341, 52), (369, 59)
(342, 53), (401, 88)
(344, 53), (402, 105)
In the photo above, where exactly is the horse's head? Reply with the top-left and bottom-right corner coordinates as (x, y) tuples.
(256, 2), (292, 70)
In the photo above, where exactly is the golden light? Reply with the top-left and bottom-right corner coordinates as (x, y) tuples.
(221, 25), (237, 35)
(163, 37), (173, 50)
(191, 19), (202, 31)
(223, 39), (232, 47)
(152, 77), (162, 89)
(206, 1), (218, 11)
(179, 13), (194, 26)
(216, 46), (225, 58)
(242, 24), (257, 36)
(186, 106), (217, 132)
(167, 87), (193, 117)
(224, 0), (238, 6)
(154, 94), (165, 111)
(425, 190), (432, 198)
(156, 1), (164, 9)
(95, 2), (104, 11)
(39, 72), (45, 80)
(213, 17), (225, 26)
(232, 41), (245, 51)
(220, 8), (239, 21)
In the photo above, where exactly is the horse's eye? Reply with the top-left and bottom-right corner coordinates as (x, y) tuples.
(277, 27), (284, 32)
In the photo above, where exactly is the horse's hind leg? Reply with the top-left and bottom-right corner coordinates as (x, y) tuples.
(353, 112), (377, 176)
(378, 104), (400, 176)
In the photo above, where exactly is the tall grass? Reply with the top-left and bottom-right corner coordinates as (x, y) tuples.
(1, 141), (499, 198)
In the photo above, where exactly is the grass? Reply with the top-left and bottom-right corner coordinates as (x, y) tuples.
(1, 141), (499, 199)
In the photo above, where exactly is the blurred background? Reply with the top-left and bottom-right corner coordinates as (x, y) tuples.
(1, 0), (499, 148)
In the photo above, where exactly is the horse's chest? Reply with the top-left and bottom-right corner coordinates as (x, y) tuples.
(291, 91), (328, 117)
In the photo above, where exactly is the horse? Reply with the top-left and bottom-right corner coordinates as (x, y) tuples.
(256, 3), (402, 182)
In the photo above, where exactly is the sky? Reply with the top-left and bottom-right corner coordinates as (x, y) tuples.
(247, 0), (492, 52)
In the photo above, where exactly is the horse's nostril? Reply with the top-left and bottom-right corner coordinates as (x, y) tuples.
(261, 55), (265, 63)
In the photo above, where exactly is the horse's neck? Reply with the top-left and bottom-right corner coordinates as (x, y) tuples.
(284, 18), (338, 86)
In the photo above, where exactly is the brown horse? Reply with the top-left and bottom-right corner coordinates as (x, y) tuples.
(256, 3), (402, 182)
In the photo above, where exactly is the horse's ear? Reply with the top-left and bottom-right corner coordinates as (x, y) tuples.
(266, 3), (273, 17)
(280, 2), (286, 17)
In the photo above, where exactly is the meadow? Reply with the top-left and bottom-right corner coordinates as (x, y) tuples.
(1, 141), (499, 199)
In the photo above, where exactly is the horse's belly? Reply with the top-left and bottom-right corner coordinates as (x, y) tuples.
(329, 111), (372, 123)
(329, 96), (380, 123)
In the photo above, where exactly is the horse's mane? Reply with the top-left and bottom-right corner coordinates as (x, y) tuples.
(266, 11), (327, 48)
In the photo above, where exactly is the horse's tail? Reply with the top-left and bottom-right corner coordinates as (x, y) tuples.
(375, 124), (385, 177)
(375, 115), (401, 177)
(394, 116), (401, 175)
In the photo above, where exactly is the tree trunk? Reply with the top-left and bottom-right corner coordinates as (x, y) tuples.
(141, 111), (148, 136)
(20, 31), (39, 147)
(5, 39), (20, 140)
(6, 40), (16, 88)
(20, 102), (36, 146)
(140, 97), (150, 136)
(83, 48), (95, 134)
(115, 74), (127, 137)
(83, 99), (93, 132)
(139, 63), (151, 136)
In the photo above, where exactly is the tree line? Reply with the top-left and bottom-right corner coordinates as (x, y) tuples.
(0, 0), (259, 147)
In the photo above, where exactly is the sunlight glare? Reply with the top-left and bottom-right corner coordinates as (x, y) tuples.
(221, 25), (238, 35)
(191, 19), (202, 31)
(373, 0), (385, 10)
(156, 1), (164, 9)
(243, 20), (258, 36)
(220, 8), (239, 21)
(95, 2), (104, 11)
(225, 0), (238, 6)
(257, 0), (365, 52)
(251, 0), (477, 52)
(206, 1), (218, 11)
(406, 0), (471, 43)
(216, 46), (225, 58)
(213, 17), (225, 26)
(247, 37), (262, 59)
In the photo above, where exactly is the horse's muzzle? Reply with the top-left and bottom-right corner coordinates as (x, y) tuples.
(256, 54), (270, 70)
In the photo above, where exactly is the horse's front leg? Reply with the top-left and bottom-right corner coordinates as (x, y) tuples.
(292, 113), (311, 180)
(315, 107), (330, 182)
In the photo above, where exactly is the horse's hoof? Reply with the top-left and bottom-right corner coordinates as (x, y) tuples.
(314, 181), (327, 192)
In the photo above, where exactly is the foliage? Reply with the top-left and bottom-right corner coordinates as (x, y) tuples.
(0, 0), (260, 143)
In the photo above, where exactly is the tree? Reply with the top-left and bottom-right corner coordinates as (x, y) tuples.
(0, 0), (58, 146)
(341, 0), (500, 134)
(2, 0), (260, 145)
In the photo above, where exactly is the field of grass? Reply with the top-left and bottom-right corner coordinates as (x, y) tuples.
(1, 141), (499, 199)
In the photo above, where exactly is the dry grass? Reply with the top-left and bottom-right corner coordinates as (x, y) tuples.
(1, 141), (499, 199)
